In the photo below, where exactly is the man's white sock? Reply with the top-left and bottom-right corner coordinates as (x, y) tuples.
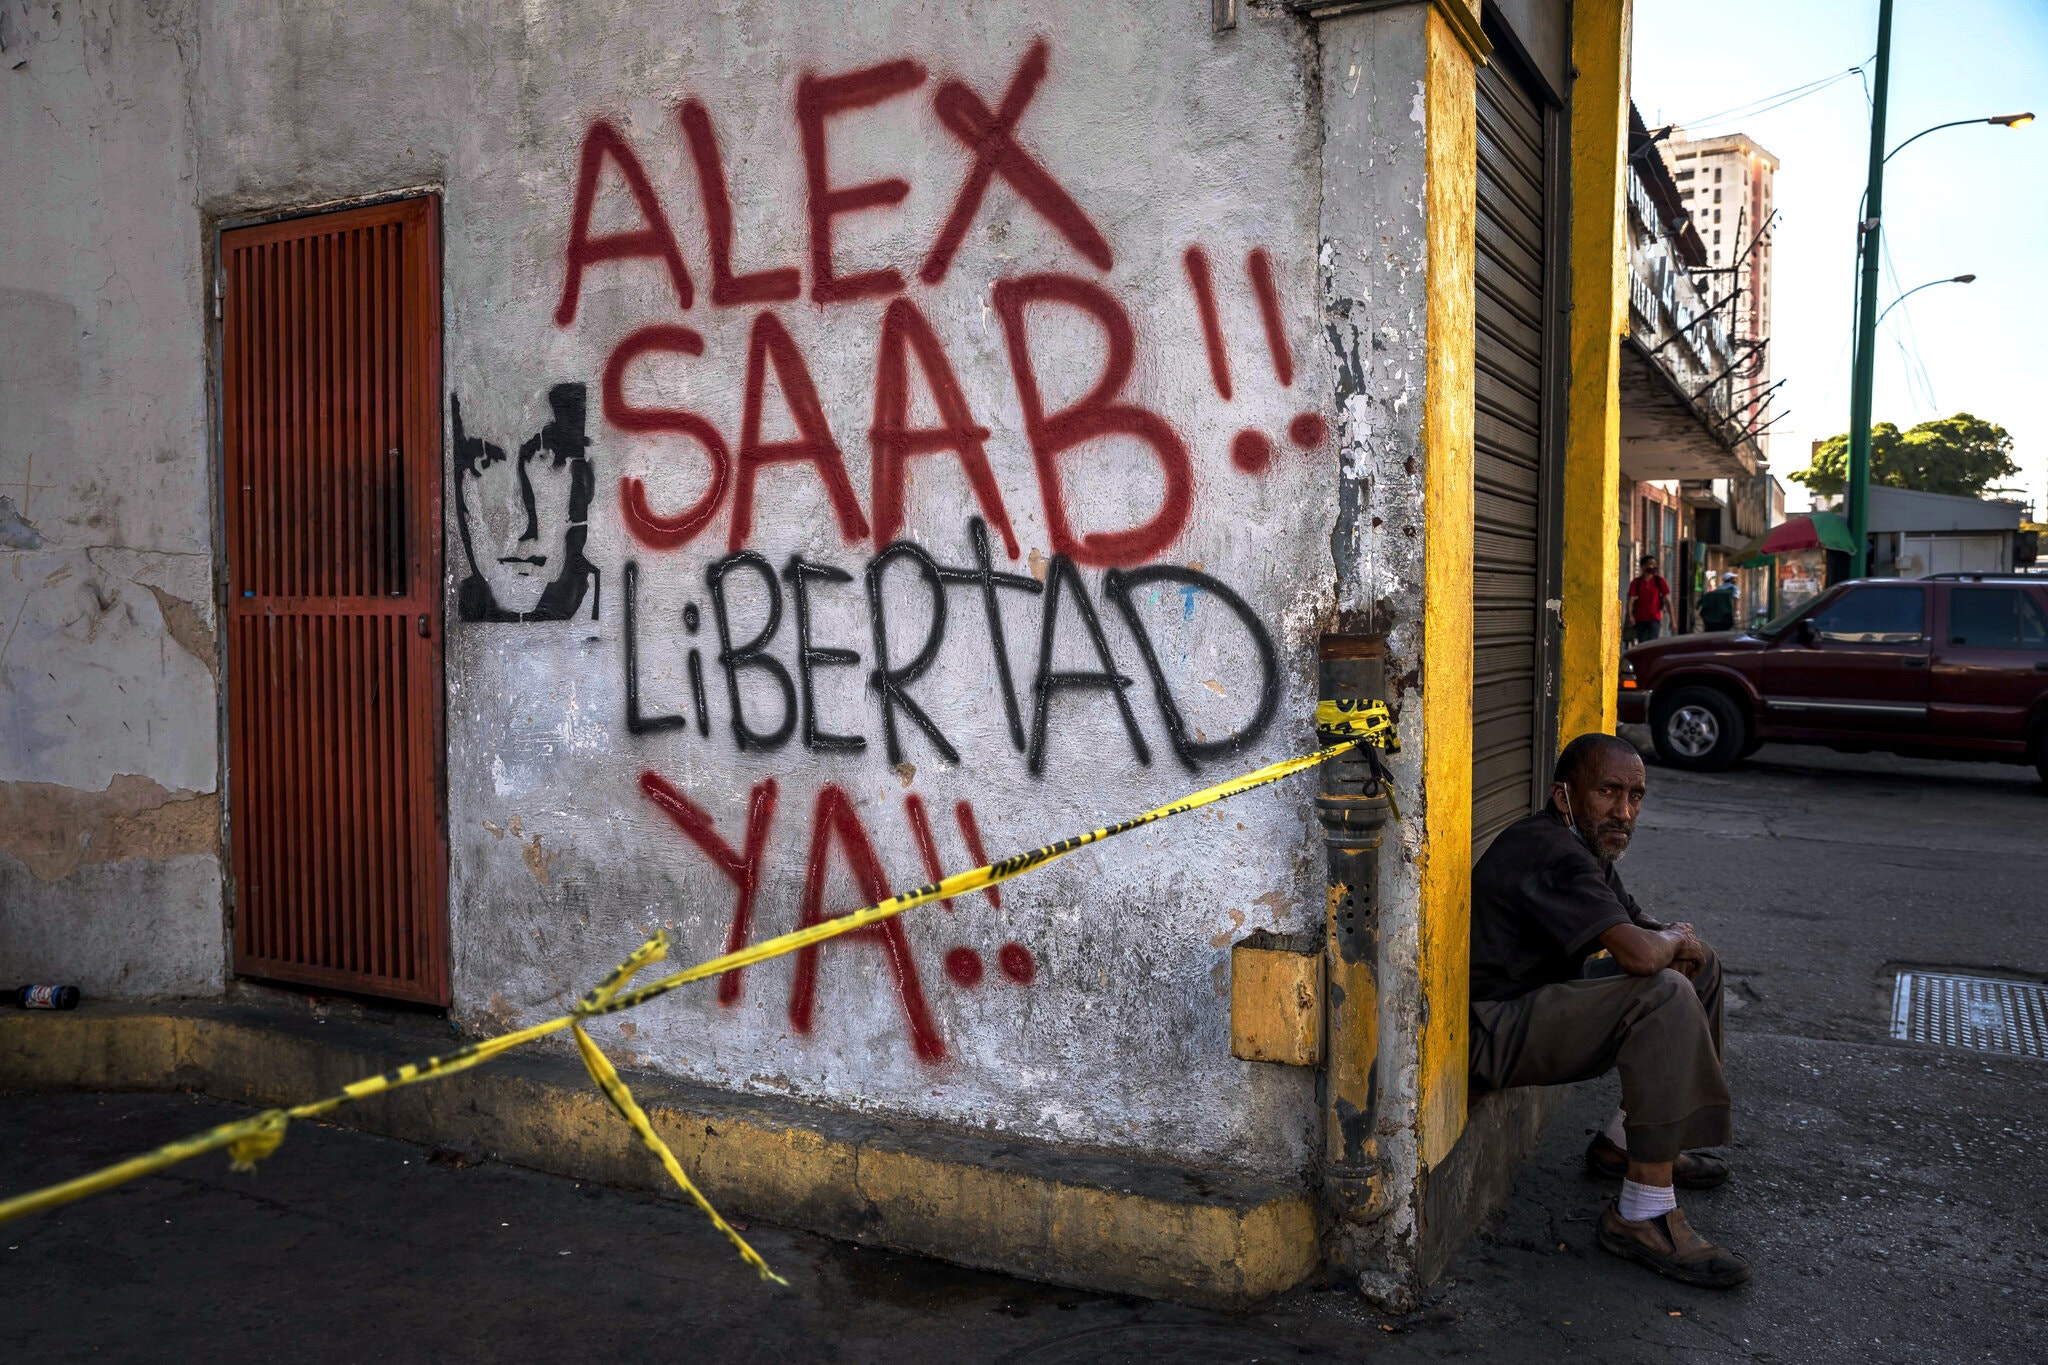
(1618, 1179), (1677, 1222)
(1603, 1108), (1629, 1149)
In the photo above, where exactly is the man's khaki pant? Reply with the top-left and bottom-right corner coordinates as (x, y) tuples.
(1468, 948), (1729, 1162)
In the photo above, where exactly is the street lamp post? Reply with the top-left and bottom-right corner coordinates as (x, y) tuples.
(1845, 1), (2033, 578)
(1846, 0), (1895, 579)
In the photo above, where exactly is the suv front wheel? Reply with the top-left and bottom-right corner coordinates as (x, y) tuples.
(1651, 686), (1747, 772)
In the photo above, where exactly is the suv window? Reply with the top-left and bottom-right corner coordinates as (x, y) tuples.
(1948, 587), (2048, 650)
(1807, 585), (1925, 643)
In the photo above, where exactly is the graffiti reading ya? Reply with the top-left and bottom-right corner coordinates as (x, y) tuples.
(456, 39), (1326, 1062)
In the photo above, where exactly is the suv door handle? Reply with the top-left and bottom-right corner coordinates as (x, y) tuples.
(1902, 658), (1928, 669)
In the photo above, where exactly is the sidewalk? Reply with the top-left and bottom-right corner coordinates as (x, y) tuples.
(4, 745), (2043, 1361)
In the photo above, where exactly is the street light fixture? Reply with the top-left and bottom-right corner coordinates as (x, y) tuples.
(1884, 112), (2036, 162)
(1874, 274), (1977, 328)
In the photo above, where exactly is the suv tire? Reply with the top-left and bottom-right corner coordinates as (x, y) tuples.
(1651, 686), (1746, 772)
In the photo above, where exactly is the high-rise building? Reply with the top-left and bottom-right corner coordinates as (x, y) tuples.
(1660, 130), (1778, 450)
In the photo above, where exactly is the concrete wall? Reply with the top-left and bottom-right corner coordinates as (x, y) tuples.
(190, 0), (1351, 1178)
(0, 0), (224, 997)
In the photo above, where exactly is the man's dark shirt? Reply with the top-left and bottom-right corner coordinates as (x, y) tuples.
(1470, 806), (1650, 1002)
(1698, 586), (1736, 631)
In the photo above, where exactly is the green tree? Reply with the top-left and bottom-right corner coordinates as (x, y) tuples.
(1791, 413), (2017, 498)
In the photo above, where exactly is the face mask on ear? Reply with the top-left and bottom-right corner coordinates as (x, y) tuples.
(1561, 785), (1596, 853)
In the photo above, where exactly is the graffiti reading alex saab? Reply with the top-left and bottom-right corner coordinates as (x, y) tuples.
(452, 35), (1331, 1068)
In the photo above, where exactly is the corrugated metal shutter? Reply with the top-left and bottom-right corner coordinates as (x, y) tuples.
(1471, 53), (1554, 850)
(222, 197), (450, 1005)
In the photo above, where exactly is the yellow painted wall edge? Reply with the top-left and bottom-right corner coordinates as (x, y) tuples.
(1415, 2), (1479, 1172)
(1559, 0), (1633, 744)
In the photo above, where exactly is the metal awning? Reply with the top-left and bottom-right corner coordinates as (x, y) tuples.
(1617, 335), (1761, 482)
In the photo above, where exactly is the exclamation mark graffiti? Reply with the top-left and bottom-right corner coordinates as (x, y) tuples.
(1184, 245), (1332, 474)
(904, 794), (1033, 989)
(1183, 247), (1233, 401)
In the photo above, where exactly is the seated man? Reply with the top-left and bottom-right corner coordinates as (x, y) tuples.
(1468, 732), (1749, 1288)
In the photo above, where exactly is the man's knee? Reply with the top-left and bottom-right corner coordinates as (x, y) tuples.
(1648, 967), (1694, 1002)
(1621, 967), (1704, 1021)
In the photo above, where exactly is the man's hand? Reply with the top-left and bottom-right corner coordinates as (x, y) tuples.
(1667, 923), (1709, 977)
(1598, 921), (1709, 978)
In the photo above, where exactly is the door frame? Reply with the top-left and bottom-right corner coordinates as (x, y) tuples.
(210, 190), (449, 1004)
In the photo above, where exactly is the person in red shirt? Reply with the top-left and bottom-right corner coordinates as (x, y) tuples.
(1627, 555), (1671, 645)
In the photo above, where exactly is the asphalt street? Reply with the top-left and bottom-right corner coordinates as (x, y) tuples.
(3, 742), (2043, 1363)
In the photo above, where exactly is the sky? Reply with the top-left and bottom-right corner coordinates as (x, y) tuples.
(1632, 0), (2048, 515)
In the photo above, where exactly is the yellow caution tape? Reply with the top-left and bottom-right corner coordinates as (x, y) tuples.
(0, 705), (1400, 1281)
(1314, 697), (1399, 749)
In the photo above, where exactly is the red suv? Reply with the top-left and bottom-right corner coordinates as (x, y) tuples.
(1617, 574), (2048, 781)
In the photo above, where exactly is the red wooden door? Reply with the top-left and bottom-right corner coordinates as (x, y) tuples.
(222, 197), (449, 1005)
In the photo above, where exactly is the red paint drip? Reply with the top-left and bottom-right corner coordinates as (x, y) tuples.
(1231, 429), (1274, 474)
(997, 942), (1037, 986)
(1288, 412), (1329, 449)
(944, 947), (985, 988)
(789, 784), (946, 1063)
(901, 792), (956, 912)
(952, 800), (1000, 910)
(638, 771), (778, 1006)
(1182, 246), (1233, 401)
(1245, 247), (1293, 388)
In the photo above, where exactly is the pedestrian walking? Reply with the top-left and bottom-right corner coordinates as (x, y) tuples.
(1627, 556), (1670, 645)
(1466, 733), (1748, 1288)
(1697, 571), (1738, 633)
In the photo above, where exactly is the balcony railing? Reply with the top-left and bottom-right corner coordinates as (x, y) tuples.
(1625, 166), (1761, 460)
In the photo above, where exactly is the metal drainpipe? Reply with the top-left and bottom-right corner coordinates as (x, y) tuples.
(1315, 632), (1393, 1255)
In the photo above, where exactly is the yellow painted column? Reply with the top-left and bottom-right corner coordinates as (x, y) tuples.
(1414, 1), (1480, 1173)
(1558, 0), (1634, 744)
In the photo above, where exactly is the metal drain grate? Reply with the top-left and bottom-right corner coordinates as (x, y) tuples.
(1891, 971), (2048, 1060)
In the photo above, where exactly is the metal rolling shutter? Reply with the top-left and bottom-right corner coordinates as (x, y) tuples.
(1471, 53), (1553, 850)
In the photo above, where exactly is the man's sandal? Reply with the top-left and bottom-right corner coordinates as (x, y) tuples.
(1585, 1131), (1731, 1189)
(1596, 1202), (1751, 1288)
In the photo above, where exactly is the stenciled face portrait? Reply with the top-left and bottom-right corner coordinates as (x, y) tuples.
(453, 383), (598, 623)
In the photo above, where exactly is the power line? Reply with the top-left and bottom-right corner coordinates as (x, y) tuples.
(1675, 60), (1871, 130)
(1878, 236), (1942, 412)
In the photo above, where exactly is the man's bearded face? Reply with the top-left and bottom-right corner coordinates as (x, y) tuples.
(1558, 749), (1646, 865)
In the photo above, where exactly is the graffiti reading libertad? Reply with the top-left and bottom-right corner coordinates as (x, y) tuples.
(456, 38), (1325, 1065)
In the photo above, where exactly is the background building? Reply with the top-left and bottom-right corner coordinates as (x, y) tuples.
(1662, 130), (1778, 459)
(1618, 106), (1775, 633)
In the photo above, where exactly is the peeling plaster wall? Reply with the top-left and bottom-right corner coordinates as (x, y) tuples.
(1316, 7), (1436, 1275)
(195, 0), (1349, 1178)
(0, 1), (222, 996)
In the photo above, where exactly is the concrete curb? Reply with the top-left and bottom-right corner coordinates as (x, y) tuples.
(0, 1003), (1318, 1308)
